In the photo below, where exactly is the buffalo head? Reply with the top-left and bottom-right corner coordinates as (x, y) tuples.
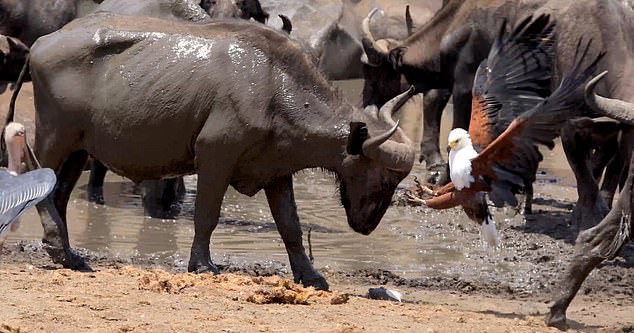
(0, 35), (29, 82)
(361, 5), (468, 92)
(339, 87), (416, 235)
(210, 0), (269, 24)
(360, 8), (413, 108)
(236, 0), (269, 24)
(199, 0), (216, 13)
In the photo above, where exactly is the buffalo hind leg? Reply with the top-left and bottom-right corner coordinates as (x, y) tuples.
(265, 175), (328, 290)
(599, 152), (623, 209)
(562, 118), (610, 232)
(88, 159), (107, 205)
(546, 152), (634, 330)
(36, 150), (90, 270)
(420, 89), (451, 184)
(524, 178), (534, 215)
(142, 177), (186, 219)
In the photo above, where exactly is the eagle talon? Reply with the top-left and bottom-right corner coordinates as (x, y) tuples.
(419, 185), (437, 196)
(411, 176), (438, 196)
(405, 192), (427, 205)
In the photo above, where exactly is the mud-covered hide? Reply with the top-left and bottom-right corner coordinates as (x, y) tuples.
(261, 0), (359, 80)
(96, 0), (212, 23)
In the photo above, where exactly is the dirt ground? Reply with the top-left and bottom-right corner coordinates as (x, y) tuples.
(0, 241), (632, 333)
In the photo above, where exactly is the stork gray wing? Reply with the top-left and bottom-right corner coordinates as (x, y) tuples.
(0, 168), (56, 237)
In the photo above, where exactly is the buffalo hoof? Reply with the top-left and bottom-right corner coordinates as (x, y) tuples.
(571, 198), (609, 234)
(545, 309), (568, 331)
(523, 204), (532, 215)
(43, 243), (92, 272)
(88, 185), (105, 205)
(188, 259), (220, 274)
(298, 272), (329, 291)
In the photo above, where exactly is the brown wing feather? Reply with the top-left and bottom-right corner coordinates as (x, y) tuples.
(468, 96), (497, 146)
(469, 14), (555, 149)
(471, 39), (605, 207)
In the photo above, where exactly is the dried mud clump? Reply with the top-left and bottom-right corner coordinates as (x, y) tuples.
(120, 266), (348, 305)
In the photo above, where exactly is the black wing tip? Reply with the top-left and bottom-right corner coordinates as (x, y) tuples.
(509, 13), (555, 39)
(559, 37), (606, 91)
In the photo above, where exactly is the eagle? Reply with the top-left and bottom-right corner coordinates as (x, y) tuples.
(408, 14), (605, 246)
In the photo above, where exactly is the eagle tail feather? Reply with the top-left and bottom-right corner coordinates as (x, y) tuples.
(481, 213), (500, 248)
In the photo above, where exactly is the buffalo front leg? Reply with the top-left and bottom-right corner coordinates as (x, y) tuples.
(265, 175), (329, 291)
(546, 151), (634, 330)
(187, 169), (229, 274)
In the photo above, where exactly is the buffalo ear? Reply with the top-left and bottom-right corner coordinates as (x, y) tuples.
(388, 46), (407, 70)
(347, 122), (368, 155)
(6, 37), (18, 49)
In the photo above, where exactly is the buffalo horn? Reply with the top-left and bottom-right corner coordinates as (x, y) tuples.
(362, 120), (415, 172)
(405, 5), (414, 36)
(361, 8), (389, 66)
(378, 86), (416, 126)
(585, 71), (634, 125)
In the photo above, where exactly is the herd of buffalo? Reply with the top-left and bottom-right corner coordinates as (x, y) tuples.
(0, 0), (633, 330)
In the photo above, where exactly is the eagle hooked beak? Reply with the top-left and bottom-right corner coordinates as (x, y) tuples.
(448, 139), (458, 149)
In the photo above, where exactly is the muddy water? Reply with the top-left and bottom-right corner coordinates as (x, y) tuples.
(3, 80), (578, 278)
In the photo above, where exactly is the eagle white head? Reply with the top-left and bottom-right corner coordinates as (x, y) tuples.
(448, 128), (472, 151)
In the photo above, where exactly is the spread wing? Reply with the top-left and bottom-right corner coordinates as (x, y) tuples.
(469, 14), (555, 149)
(0, 168), (56, 237)
(470, 39), (605, 207)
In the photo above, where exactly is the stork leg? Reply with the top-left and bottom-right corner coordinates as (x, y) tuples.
(562, 118), (610, 232)
(546, 151), (634, 330)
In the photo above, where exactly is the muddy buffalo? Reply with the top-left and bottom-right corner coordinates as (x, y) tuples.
(20, 12), (415, 290)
